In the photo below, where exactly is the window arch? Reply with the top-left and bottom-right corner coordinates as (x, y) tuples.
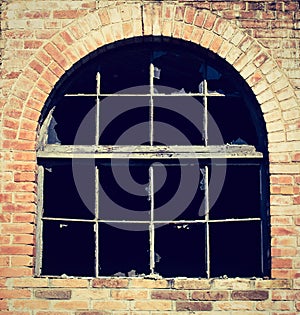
(36, 37), (269, 278)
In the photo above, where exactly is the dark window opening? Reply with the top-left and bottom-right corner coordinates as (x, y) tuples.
(37, 37), (269, 279)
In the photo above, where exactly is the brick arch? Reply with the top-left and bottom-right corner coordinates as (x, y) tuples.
(2, 1), (296, 148)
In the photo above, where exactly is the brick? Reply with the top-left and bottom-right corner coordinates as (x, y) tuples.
(2, 203), (36, 213)
(0, 289), (31, 299)
(92, 301), (127, 310)
(272, 247), (297, 256)
(53, 301), (89, 310)
(13, 234), (34, 244)
(0, 267), (32, 277)
(151, 290), (187, 300)
(232, 290), (269, 301)
(14, 172), (36, 182)
(72, 289), (109, 300)
(214, 301), (254, 311)
(204, 13), (217, 30)
(176, 301), (213, 311)
(0, 245), (34, 255)
(271, 215), (293, 225)
(112, 289), (148, 300)
(212, 279), (251, 290)
(174, 279), (210, 290)
(184, 7), (196, 24)
(194, 11), (206, 27)
(11, 256), (33, 267)
(35, 290), (72, 300)
(218, 41), (233, 58)
(134, 300), (172, 311)
(256, 279), (292, 289)
(182, 24), (194, 41)
(210, 35), (223, 53)
(175, 6), (185, 21)
(92, 278), (129, 288)
(50, 279), (89, 288)
(199, 30), (214, 48)
(272, 258), (293, 268)
(1, 222), (35, 234)
(214, 18), (228, 35)
(13, 278), (49, 288)
(192, 290), (229, 301)
(53, 10), (87, 19)
(129, 278), (168, 289)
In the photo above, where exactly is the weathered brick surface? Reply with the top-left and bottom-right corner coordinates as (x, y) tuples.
(231, 290), (269, 301)
(35, 290), (72, 300)
(0, 0), (299, 314)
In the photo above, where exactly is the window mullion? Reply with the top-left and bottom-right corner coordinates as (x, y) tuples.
(95, 72), (101, 145)
(35, 165), (45, 276)
(204, 62), (208, 147)
(95, 166), (100, 277)
(150, 63), (154, 146)
(149, 165), (155, 274)
(204, 165), (211, 278)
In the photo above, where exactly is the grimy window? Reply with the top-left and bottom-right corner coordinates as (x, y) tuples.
(36, 38), (269, 279)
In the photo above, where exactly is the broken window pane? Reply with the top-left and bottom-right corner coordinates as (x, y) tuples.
(99, 46), (151, 94)
(52, 97), (96, 145)
(43, 163), (95, 220)
(99, 162), (150, 221)
(99, 223), (149, 276)
(155, 223), (206, 277)
(153, 163), (206, 221)
(99, 96), (150, 145)
(206, 64), (239, 96)
(210, 221), (262, 278)
(207, 97), (258, 146)
(42, 220), (95, 277)
(209, 164), (261, 220)
(153, 51), (204, 94)
(153, 96), (205, 145)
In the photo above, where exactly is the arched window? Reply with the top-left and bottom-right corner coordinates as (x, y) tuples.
(36, 37), (269, 278)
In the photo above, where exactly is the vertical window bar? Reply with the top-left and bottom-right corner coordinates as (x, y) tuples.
(204, 166), (211, 278)
(260, 163), (269, 276)
(95, 72), (100, 276)
(203, 65), (208, 146)
(35, 165), (45, 276)
(95, 166), (100, 277)
(149, 64), (154, 146)
(149, 165), (155, 274)
(95, 72), (101, 145)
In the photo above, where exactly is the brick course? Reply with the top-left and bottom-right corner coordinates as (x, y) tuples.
(0, 0), (299, 314)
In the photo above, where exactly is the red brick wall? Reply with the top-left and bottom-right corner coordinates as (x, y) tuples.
(0, 1), (299, 314)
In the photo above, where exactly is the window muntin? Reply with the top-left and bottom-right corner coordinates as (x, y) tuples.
(37, 38), (269, 279)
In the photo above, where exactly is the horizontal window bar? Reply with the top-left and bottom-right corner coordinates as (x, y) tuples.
(38, 145), (263, 159)
(64, 93), (226, 97)
(42, 217), (261, 224)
